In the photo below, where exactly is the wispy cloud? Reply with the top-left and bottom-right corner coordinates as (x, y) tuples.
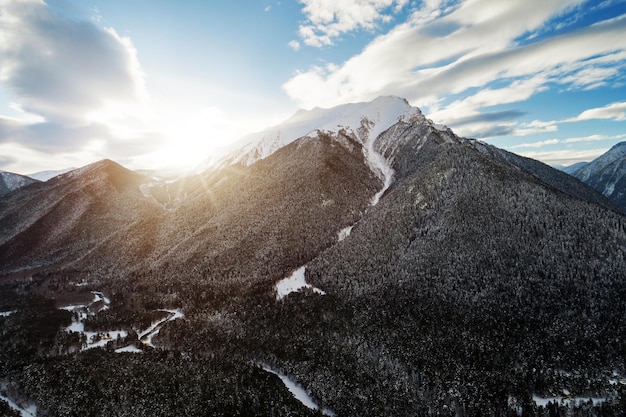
(295, 0), (409, 47)
(517, 148), (610, 166)
(511, 138), (561, 149)
(509, 133), (626, 149)
(567, 101), (626, 122)
(284, 0), (626, 141)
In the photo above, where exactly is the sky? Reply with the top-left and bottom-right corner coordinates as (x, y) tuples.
(0, 0), (625, 175)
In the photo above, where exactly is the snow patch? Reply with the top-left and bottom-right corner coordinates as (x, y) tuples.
(0, 310), (16, 317)
(433, 123), (448, 132)
(138, 309), (184, 348)
(275, 267), (325, 300)
(337, 225), (353, 241)
(115, 345), (143, 354)
(0, 392), (37, 417)
(61, 291), (128, 351)
(532, 394), (609, 408)
(261, 365), (335, 416)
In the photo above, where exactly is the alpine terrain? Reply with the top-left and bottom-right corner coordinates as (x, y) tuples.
(1, 96), (625, 417)
(0, 171), (39, 197)
(572, 142), (626, 212)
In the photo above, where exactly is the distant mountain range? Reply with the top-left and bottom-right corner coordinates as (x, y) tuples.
(1, 96), (625, 416)
(27, 167), (76, 182)
(570, 142), (626, 211)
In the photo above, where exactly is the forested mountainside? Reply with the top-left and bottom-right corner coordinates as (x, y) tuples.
(1, 97), (625, 416)
(572, 142), (626, 212)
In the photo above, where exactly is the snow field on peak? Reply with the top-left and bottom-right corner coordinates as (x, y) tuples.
(227, 96), (423, 168)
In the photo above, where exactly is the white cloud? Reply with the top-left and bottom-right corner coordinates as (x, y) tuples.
(558, 66), (619, 90)
(563, 133), (626, 143)
(284, 0), (626, 141)
(426, 76), (549, 135)
(517, 148), (610, 166)
(0, 0), (147, 126)
(296, 0), (408, 47)
(511, 138), (560, 149)
(289, 40), (301, 51)
(568, 101), (626, 122)
(512, 120), (559, 136)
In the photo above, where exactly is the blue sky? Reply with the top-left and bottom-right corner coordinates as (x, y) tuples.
(0, 0), (625, 174)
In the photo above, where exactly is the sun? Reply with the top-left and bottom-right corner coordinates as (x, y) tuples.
(152, 107), (236, 171)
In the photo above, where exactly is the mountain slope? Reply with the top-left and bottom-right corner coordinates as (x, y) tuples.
(0, 160), (157, 273)
(572, 142), (626, 211)
(262, 125), (626, 416)
(471, 140), (623, 213)
(0, 171), (39, 197)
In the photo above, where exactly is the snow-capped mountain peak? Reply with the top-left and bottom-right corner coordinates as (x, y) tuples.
(221, 96), (426, 168)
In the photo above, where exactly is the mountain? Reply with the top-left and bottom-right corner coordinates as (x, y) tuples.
(218, 95), (425, 168)
(556, 161), (587, 175)
(0, 170), (39, 197)
(27, 167), (76, 182)
(1, 97), (625, 417)
(0, 159), (155, 273)
(571, 142), (626, 211)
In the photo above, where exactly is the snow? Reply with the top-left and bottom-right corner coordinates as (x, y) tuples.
(115, 345), (143, 354)
(0, 393), (37, 417)
(27, 167), (74, 182)
(532, 394), (609, 408)
(61, 291), (128, 351)
(433, 123), (448, 132)
(337, 225), (353, 241)
(92, 291), (110, 305)
(275, 267), (325, 300)
(138, 309), (184, 348)
(0, 310), (16, 317)
(261, 365), (335, 416)
(61, 293), (183, 350)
